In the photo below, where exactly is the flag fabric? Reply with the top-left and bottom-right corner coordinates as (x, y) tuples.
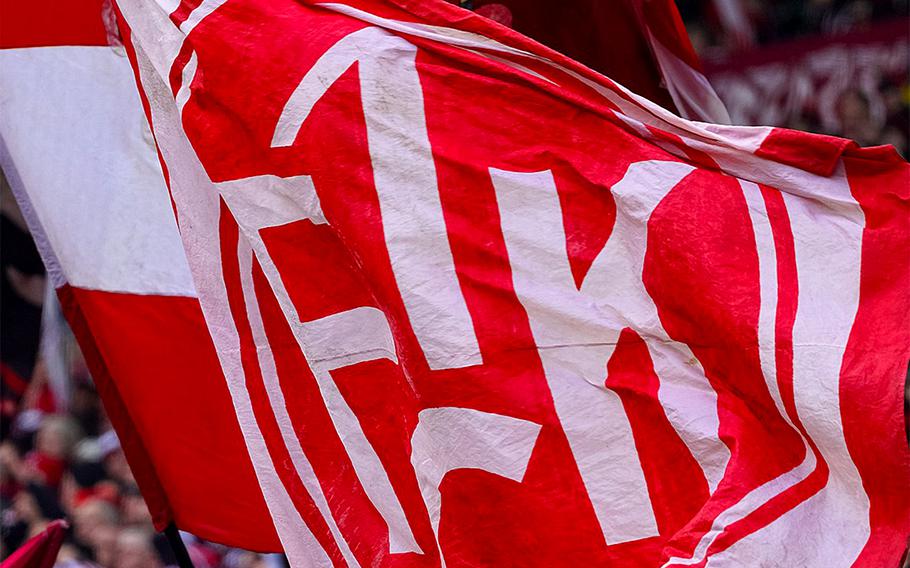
(115, 1), (909, 567)
(0, 0), (738, 558)
(469, 0), (731, 123)
(0, 0), (280, 550)
(0, 519), (68, 568)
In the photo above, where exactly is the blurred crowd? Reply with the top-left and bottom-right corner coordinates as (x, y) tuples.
(678, 0), (908, 52)
(680, 0), (909, 155)
(0, 327), (288, 568)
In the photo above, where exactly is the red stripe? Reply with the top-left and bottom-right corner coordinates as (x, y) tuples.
(607, 328), (709, 536)
(57, 284), (173, 528)
(0, 0), (109, 48)
(841, 147), (910, 566)
(168, 41), (196, 97)
(170, 0), (205, 28)
(218, 202), (346, 565)
(692, 186), (830, 561)
(61, 286), (282, 550)
(756, 128), (853, 178)
(0, 363), (30, 395)
(645, 125), (720, 170)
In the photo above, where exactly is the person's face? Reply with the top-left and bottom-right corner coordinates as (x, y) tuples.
(121, 494), (152, 525)
(36, 424), (68, 459)
(93, 525), (119, 566)
(838, 93), (870, 127)
(114, 536), (162, 568)
(74, 502), (111, 544)
(59, 472), (78, 511)
(12, 491), (41, 523)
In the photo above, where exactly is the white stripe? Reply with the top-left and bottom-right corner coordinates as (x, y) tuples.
(584, 162), (731, 494)
(218, 174), (326, 228)
(662, 180), (818, 566)
(410, 407), (541, 567)
(154, 0), (181, 16)
(668, 453), (816, 567)
(242, 229), (423, 556)
(317, 3), (767, 161)
(491, 167), (657, 544)
(179, 0), (228, 34)
(646, 32), (730, 124)
(237, 239), (361, 567)
(175, 50), (197, 116)
(271, 27), (482, 370)
(741, 181), (788, 421)
(219, 172), (422, 555)
(356, 31), (480, 370)
(694, 171), (869, 567)
(300, 307), (398, 369)
(118, 8), (332, 560)
(462, 48), (558, 85)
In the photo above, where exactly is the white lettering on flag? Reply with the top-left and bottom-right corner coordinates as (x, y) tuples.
(491, 162), (730, 544)
(272, 26), (482, 371)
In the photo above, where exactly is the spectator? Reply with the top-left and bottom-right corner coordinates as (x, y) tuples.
(73, 498), (120, 564)
(114, 527), (163, 568)
(0, 365), (286, 565)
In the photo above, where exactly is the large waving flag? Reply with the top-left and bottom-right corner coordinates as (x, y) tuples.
(0, 0), (735, 558)
(114, 1), (909, 567)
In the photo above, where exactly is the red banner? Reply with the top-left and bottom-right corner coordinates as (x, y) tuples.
(113, 1), (910, 566)
(3, 0), (908, 566)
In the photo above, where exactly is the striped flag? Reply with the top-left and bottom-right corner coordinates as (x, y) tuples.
(0, 0), (281, 549)
(115, 1), (910, 566)
(3, 0), (908, 566)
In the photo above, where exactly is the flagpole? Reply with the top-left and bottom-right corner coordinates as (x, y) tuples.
(163, 523), (195, 568)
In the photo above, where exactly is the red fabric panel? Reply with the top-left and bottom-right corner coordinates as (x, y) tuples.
(841, 146), (910, 566)
(756, 127), (853, 177)
(58, 285), (172, 529)
(0, 0), (108, 49)
(60, 286), (281, 552)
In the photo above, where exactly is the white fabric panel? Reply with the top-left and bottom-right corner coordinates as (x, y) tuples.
(218, 174), (422, 556)
(647, 34), (731, 124)
(117, 4), (331, 558)
(0, 46), (195, 296)
(272, 26), (483, 371)
(410, 407), (542, 567)
(237, 239), (361, 567)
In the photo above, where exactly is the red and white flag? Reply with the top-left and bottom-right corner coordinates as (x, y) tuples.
(4, 0), (910, 566)
(0, 0), (281, 550)
(114, 1), (909, 566)
(0, 0), (736, 557)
